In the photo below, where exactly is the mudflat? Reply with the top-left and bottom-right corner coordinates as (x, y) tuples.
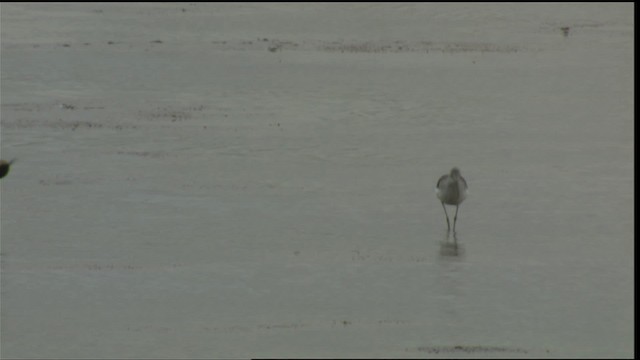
(0, 3), (633, 358)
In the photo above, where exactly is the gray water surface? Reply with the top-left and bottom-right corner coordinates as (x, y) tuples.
(1, 3), (633, 358)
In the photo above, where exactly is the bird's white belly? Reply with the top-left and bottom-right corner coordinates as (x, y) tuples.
(436, 182), (466, 205)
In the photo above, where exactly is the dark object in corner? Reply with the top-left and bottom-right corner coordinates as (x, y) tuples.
(0, 159), (16, 179)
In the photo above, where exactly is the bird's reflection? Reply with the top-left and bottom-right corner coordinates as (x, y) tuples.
(439, 229), (464, 258)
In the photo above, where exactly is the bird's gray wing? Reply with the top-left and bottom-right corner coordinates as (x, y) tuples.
(460, 176), (468, 190)
(436, 174), (448, 188)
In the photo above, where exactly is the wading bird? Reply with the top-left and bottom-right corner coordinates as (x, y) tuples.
(436, 167), (468, 231)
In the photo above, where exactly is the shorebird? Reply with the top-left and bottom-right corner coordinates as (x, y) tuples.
(0, 159), (16, 179)
(436, 167), (468, 230)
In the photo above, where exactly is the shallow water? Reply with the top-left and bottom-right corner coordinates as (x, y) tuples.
(0, 3), (634, 358)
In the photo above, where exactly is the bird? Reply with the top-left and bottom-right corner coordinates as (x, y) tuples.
(436, 167), (468, 231)
(0, 159), (16, 179)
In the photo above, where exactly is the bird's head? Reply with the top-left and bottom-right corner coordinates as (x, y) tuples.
(450, 167), (461, 178)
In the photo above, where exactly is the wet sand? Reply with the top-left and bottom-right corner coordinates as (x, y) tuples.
(0, 3), (634, 358)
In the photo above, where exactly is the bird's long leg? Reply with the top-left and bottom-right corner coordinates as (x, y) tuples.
(453, 205), (459, 231)
(441, 202), (450, 230)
